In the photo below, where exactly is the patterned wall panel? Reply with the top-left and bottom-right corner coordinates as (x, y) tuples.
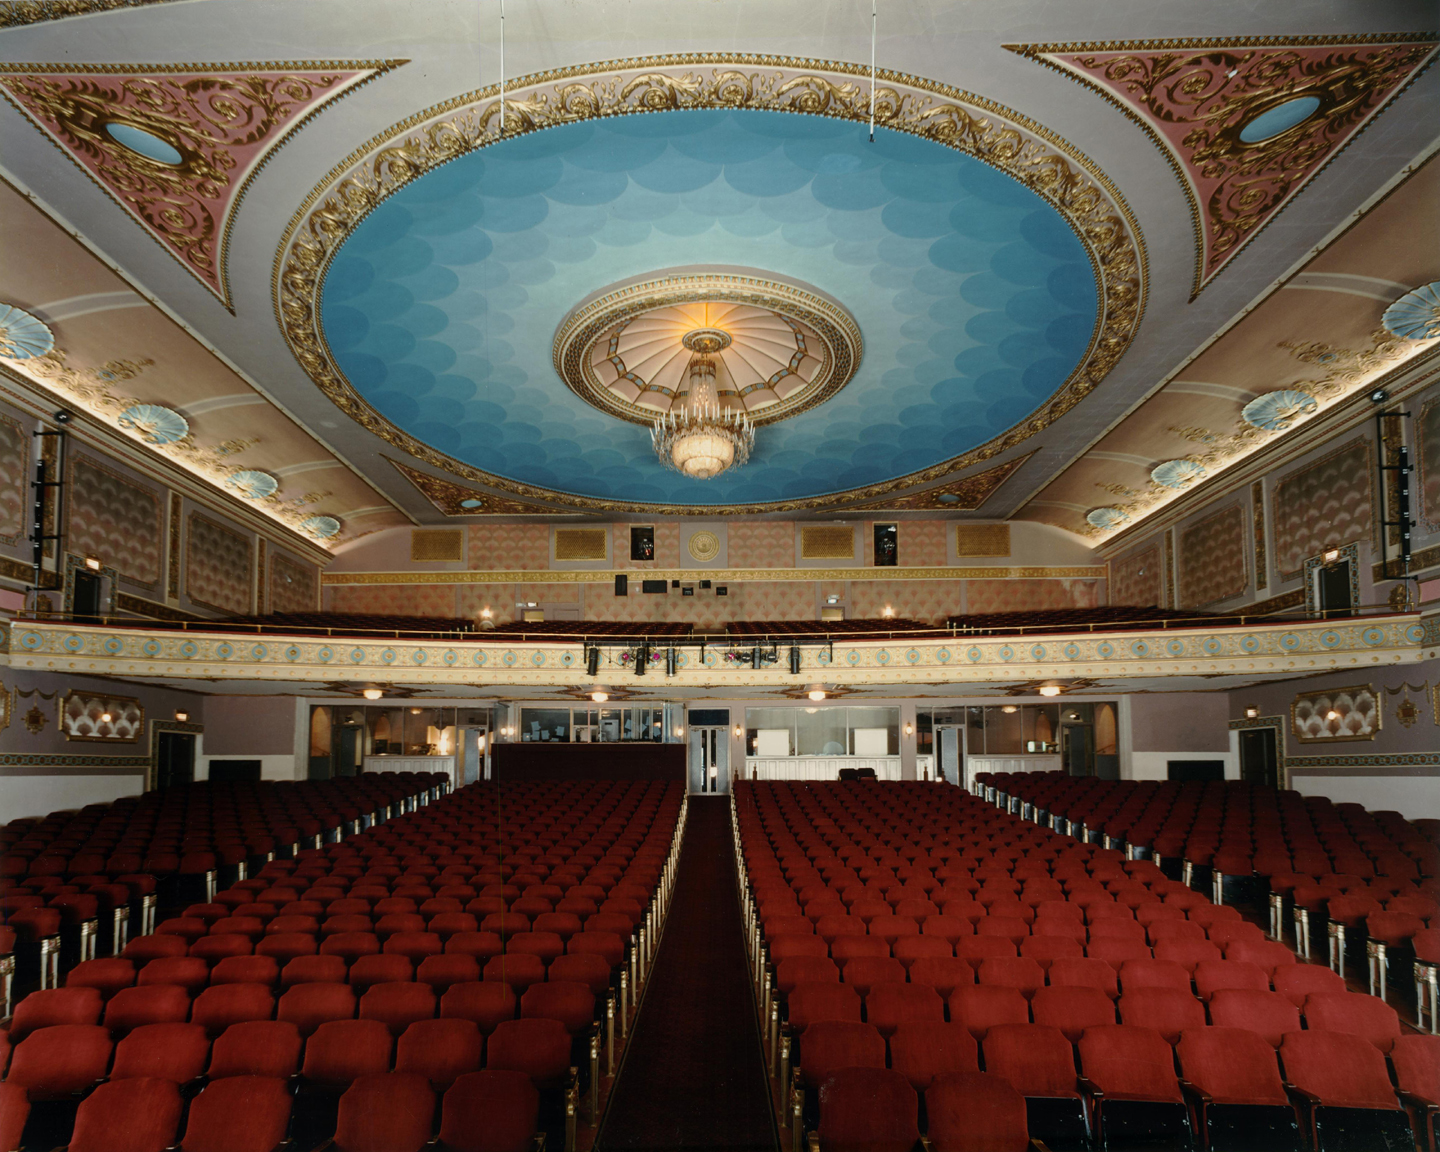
(270, 552), (319, 614)
(728, 522), (794, 568)
(1418, 396), (1440, 532)
(69, 455), (162, 588)
(468, 523), (549, 570)
(0, 411), (26, 546)
(850, 579), (964, 622)
(965, 578), (1100, 614)
(1110, 544), (1163, 607)
(185, 513), (252, 615)
(1178, 505), (1248, 608)
(332, 582), (460, 617)
(904, 521), (949, 567)
(1274, 438), (1372, 577)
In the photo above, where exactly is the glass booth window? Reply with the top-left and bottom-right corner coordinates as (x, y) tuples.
(743, 706), (900, 756)
(517, 705), (665, 742)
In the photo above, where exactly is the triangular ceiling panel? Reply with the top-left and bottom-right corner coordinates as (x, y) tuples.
(1007, 36), (1437, 297)
(387, 457), (593, 517)
(0, 61), (403, 309)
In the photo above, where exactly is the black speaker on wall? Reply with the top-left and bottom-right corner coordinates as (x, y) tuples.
(614, 574), (628, 596)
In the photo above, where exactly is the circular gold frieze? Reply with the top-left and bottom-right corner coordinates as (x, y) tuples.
(553, 268), (863, 427)
(687, 530), (722, 562)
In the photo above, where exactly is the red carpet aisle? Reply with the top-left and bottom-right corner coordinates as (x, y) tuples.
(596, 796), (779, 1151)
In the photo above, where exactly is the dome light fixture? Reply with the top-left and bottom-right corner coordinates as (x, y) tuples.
(362, 688), (384, 701)
(652, 330), (754, 479)
(1037, 685), (1062, 697)
(591, 690), (609, 703)
(808, 688), (827, 702)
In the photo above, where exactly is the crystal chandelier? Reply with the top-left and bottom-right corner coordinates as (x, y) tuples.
(652, 329), (755, 479)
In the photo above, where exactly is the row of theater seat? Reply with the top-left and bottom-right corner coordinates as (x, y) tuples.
(734, 780), (1439, 1151)
(3, 778), (684, 1152)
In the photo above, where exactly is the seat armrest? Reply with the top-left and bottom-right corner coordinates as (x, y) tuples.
(1076, 1076), (1105, 1100)
(1396, 1089), (1440, 1113)
(1030, 1141), (1055, 1152)
(1179, 1079), (1212, 1105)
(1283, 1083), (1321, 1106)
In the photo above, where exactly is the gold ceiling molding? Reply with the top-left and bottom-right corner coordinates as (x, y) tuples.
(847, 453), (1033, 511)
(321, 565), (1107, 586)
(0, 0), (177, 26)
(553, 270), (862, 426)
(273, 53), (1145, 516)
(1006, 35), (1439, 298)
(384, 457), (587, 516)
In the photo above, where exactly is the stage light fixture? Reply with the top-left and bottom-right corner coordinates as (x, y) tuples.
(789, 645), (801, 674)
(586, 646), (600, 676)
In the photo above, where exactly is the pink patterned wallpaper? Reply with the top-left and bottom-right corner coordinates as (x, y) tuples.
(69, 456), (162, 588)
(965, 578), (1100, 614)
(1109, 544), (1162, 607)
(0, 412), (25, 546)
(270, 552), (319, 614)
(729, 522), (794, 568)
(1273, 438), (1372, 577)
(902, 521), (949, 567)
(186, 513), (252, 615)
(468, 523), (549, 570)
(850, 579), (964, 622)
(332, 583), (460, 617)
(1178, 505), (1248, 608)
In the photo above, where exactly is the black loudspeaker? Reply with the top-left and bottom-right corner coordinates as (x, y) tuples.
(789, 645), (801, 675)
(614, 574), (628, 596)
(586, 646), (600, 676)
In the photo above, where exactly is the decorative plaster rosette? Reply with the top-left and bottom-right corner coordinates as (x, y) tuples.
(1086, 507), (1128, 529)
(118, 403), (189, 445)
(301, 515), (342, 539)
(0, 304), (55, 360)
(554, 270), (862, 425)
(1150, 458), (1206, 489)
(1383, 282), (1440, 341)
(225, 469), (280, 499)
(274, 53), (1145, 516)
(1241, 389), (1319, 432)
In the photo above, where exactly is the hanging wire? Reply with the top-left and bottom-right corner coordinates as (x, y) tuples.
(869, 0), (877, 142)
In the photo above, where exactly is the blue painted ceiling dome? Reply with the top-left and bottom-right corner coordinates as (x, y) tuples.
(320, 108), (1099, 507)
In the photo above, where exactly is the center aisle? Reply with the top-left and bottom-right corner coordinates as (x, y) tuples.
(595, 795), (779, 1152)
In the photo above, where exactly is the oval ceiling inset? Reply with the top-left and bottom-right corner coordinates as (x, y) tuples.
(117, 404), (189, 445)
(301, 515), (342, 539)
(1150, 459), (1206, 490)
(1382, 282), (1440, 341)
(1086, 507), (1129, 530)
(226, 470), (280, 499)
(1238, 95), (1322, 143)
(104, 121), (184, 165)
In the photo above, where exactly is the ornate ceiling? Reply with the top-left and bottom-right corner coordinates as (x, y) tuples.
(0, 0), (1435, 537)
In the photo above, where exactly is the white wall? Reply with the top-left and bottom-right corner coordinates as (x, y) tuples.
(1, 775), (146, 821)
(1293, 775), (1440, 821)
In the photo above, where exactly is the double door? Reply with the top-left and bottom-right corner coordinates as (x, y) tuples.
(689, 726), (729, 794)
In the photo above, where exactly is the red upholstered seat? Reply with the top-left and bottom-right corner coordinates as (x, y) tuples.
(360, 981), (437, 1036)
(1118, 988), (1205, 1045)
(924, 1071), (1031, 1152)
(111, 1022), (209, 1082)
(68, 1077), (183, 1152)
(278, 981), (356, 1037)
(191, 983), (273, 1037)
(396, 1018), (484, 1090)
(1302, 991), (1402, 1052)
(797, 1021), (886, 1088)
(947, 986), (1028, 1041)
(1178, 1027), (1290, 1107)
(9, 985), (103, 1039)
(332, 1073), (435, 1152)
(816, 1067), (919, 1152)
(788, 981), (863, 1032)
(1031, 985), (1116, 1042)
(105, 984), (192, 1033)
(865, 981), (944, 1037)
(486, 1018), (572, 1088)
(888, 1022), (978, 1091)
(1271, 963), (1345, 1007)
(437, 1070), (540, 1152)
(984, 1023), (1083, 1101)
(302, 1019), (394, 1088)
(907, 957), (974, 998)
(207, 1021), (303, 1079)
(1208, 988), (1300, 1047)
(1279, 1029), (1404, 1110)
(8, 1024), (113, 1099)
(0, 1083), (29, 1152)
(178, 1075), (294, 1152)
(440, 981), (517, 1035)
(1078, 1024), (1184, 1102)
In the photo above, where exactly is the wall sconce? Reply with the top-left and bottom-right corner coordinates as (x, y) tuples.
(733, 725), (742, 737)
(1323, 549), (1340, 563)
(882, 606), (895, 618)
(1244, 706), (1259, 719)
(84, 556), (102, 571)
(904, 722), (913, 736)
(174, 710), (189, 723)
(674, 726), (684, 737)
(100, 712), (112, 723)
(1325, 709), (1341, 721)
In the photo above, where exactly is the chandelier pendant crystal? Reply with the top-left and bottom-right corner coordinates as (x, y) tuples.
(652, 329), (755, 479)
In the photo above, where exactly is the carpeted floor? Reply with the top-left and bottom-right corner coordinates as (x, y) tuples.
(595, 796), (779, 1152)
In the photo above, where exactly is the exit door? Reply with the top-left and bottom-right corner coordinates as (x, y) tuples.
(1239, 728), (1279, 789)
(689, 727), (728, 794)
(1317, 561), (1353, 618)
(155, 732), (195, 790)
(936, 726), (961, 787)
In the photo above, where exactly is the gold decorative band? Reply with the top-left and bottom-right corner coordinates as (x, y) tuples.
(321, 565), (1109, 586)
